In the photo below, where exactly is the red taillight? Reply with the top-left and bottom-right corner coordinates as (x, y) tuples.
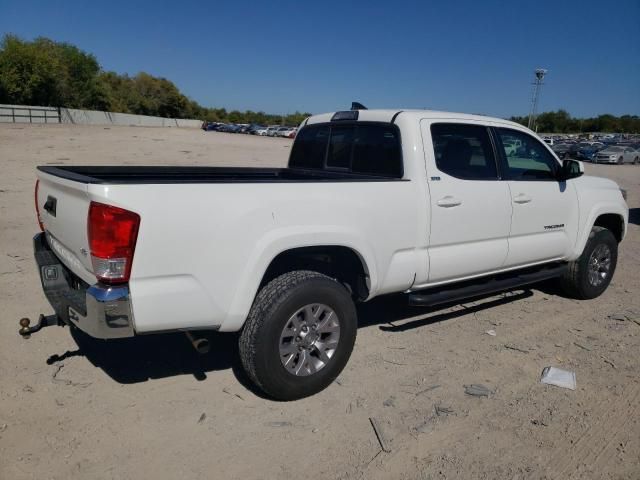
(88, 202), (140, 284)
(35, 180), (44, 231)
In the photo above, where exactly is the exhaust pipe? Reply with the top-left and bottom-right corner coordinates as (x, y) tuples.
(185, 331), (210, 354)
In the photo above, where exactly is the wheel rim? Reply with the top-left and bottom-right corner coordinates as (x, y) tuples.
(278, 303), (341, 377)
(588, 244), (612, 287)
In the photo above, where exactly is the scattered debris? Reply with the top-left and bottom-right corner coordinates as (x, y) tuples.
(369, 417), (392, 453)
(415, 384), (441, 396)
(485, 329), (496, 337)
(51, 364), (91, 388)
(22, 385), (34, 393)
(608, 312), (629, 322)
(600, 356), (616, 369)
(540, 367), (576, 390)
(334, 377), (344, 386)
(382, 358), (407, 366)
(573, 342), (592, 351)
(464, 384), (492, 397)
(504, 344), (529, 354)
(222, 387), (245, 401)
(266, 421), (292, 427)
(312, 428), (319, 433)
(197, 413), (206, 424)
(0, 423), (7, 432)
(435, 405), (454, 416)
(530, 418), (548, 427)
(383, 396), (396, 408)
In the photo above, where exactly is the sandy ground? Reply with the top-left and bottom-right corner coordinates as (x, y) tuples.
(1, 124), (639, 480)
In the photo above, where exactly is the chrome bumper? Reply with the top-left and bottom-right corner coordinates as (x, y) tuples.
(34, 233), (135, 339)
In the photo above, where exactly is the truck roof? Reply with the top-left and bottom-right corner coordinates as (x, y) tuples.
(306, 109), (524, 129)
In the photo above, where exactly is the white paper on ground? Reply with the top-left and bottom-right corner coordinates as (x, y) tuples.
(540, 367), (576, 390)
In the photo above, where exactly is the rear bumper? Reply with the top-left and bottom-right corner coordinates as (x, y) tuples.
(34, 233), (135, 339)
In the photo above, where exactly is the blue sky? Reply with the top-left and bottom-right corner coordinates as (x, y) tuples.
(1, 0), (638, 117)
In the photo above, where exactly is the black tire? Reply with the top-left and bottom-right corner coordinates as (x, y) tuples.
(239, 270), (357, 400)
(634, 157), (639, 165)
(618, 156), (623, 165)
(559, 227), (618, 299)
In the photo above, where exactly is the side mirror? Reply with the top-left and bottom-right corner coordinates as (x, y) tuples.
(559, 159), (584, 181)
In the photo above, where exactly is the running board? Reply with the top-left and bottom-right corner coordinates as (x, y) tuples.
(408, 264), (568, 307)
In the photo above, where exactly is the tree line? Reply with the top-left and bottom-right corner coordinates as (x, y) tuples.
(0, 35), (637, 132)
(0, 35), (310, 125)
(509, 110), (640, 134)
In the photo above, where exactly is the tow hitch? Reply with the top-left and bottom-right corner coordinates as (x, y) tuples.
(19, 314), (62, 338)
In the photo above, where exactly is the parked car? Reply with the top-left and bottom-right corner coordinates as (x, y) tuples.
(552, 143), (572, 159)
(575, 145), (599, 162)
(594, 146), (639, 165)
(265, 125), (281, 137)
(220, 124), (242, 133)
(249, 125), (268, 135)
(27, 108), (629, 400)
(275, 126), (296, 137)
(203, 122), (224, 132)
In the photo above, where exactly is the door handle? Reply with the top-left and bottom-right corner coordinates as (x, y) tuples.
(513, 194), (532, 204)
(436, 196), (462, 208)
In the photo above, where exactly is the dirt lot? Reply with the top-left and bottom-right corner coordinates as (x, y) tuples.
(1, 124), (639, 480)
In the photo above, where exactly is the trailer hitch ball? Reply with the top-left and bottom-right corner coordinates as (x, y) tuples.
(19, 318), (31, 338)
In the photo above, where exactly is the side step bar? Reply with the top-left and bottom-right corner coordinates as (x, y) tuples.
(408, 264), (568, 307)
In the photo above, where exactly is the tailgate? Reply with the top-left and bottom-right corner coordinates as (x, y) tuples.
(36, 171), (95, 284)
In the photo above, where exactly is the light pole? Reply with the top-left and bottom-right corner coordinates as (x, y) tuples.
(528, 68), (548, 131)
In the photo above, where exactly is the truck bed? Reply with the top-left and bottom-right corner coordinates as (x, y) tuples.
(37, 166), (405, 184)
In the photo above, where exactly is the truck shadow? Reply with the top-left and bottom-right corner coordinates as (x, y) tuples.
(48, 287), (537, 395)
(629, 207), (640, 226)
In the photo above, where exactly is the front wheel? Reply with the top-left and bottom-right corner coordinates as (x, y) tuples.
(239, 270), (357, 400)
(559, 227), (618, 299)
(634, 157), (639, 165)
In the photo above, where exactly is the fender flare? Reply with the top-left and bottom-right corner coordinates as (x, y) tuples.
(218, 227), (377, 331)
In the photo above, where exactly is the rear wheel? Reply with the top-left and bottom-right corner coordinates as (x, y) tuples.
(634, 157), (639, 165)
(239, 270), (357, 400)
(559, 227), (618, 299)
(618, 156), (623, 165)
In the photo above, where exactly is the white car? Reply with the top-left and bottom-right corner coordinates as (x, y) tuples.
(265, 125), (280, 137)
(275, 126), (296, 138)
(28, 108), (629, 400)
(594, 146), (639, 165)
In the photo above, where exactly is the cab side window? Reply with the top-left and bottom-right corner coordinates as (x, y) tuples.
(496, 128), (559, 180)
(430, 123), (498, 180)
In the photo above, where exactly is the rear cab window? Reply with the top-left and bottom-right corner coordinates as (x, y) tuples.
(289, 123), (403, 177)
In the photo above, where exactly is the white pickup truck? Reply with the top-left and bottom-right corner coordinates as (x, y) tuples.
(25, 107), (628, 400)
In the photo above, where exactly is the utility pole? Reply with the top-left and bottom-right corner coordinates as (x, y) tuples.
(528, 68), (548, 131)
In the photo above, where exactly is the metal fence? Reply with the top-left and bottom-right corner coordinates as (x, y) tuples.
(0, 105), (61, 123)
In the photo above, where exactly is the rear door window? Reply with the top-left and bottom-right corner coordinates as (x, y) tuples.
(430, 123), (498, 180)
